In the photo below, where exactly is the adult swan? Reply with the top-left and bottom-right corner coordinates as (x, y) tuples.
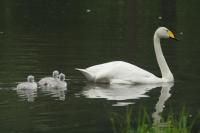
(76, 27), (178, 84)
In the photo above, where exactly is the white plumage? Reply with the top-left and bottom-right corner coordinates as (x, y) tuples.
(76, 27), (177, 84)
(77, 61), (161, 84)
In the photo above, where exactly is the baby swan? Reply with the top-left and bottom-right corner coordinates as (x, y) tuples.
(38, 70), (59, 87)
(17, 75), (37, 90)
(55, 73), (67, 88)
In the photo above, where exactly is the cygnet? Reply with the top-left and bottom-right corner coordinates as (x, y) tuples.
(17, 75), (37, 90)
(38, 70), (59, 87)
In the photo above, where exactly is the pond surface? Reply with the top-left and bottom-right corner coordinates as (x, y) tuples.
(0, 0), (200, 133)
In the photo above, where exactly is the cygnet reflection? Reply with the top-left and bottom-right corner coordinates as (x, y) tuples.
(16, 88), (37, 102)
(152, 83), (174, 126)
(82, 83), (163, 106)
(41, 86), (67, 101)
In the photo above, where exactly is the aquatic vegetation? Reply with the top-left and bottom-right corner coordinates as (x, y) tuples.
(110, 108), (200, 133)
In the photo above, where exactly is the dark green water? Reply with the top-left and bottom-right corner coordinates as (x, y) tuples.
(0, 0), (200, 133)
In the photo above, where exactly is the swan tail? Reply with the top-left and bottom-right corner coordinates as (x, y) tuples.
(76, 68), (95, 81)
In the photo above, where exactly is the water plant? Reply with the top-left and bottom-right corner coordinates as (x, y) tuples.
(110, 108), (200, 133)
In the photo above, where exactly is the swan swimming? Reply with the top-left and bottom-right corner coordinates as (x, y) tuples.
(38, 70), (59, 87)
(55, 73), (67, 88)
(17, 75), (37, 90)
(76, 27), (178, 84)
(40, 73), (67, 100)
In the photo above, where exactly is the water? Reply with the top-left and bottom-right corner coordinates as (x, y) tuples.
(0, 0), (200, 133)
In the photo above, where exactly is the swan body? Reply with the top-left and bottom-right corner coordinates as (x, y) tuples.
(17, 75), (37, 90)
(76, 27), (176, 84)
(38, 70), (59, 87)
(76, 61), (161, 84)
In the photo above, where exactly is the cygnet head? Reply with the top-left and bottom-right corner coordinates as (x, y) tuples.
(52, 70), (59, 78)
(27, 75), (35, 83)
(59, 73), (65, 81)
(155, 27), (178, 40)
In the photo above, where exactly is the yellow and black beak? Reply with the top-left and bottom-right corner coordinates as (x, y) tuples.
(168, 31), (179, 41)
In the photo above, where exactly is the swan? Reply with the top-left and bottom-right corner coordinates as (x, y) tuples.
(38, 70), (59, 87)
(40, 73), (67, 100)
(55, 73), (67, 88)
(17, 75), (37, 90)
(76, 27), (178, 84)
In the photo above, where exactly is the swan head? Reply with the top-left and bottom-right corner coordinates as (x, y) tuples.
(155, 27), (177, 40)
(27, 75), (35, 83)
(59, 73), (65, 81)
(52, 70), (59, 78)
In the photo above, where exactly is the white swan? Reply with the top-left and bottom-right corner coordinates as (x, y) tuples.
(17, 75), (37, 90)
(76, 27), (178, 84)
(38, 70), (59, 87)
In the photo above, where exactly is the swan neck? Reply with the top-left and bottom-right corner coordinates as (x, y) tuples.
(153, 34), (174, 82)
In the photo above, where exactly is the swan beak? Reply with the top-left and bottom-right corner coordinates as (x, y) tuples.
(168, 31), (179, 41)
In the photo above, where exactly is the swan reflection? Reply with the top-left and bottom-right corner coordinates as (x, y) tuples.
(16, 88), (37, 102)
(82, 83), (163, 106)
(152, 83), (174, 125)
(40, 86), (67, 101)
(109, 83), (174, 131)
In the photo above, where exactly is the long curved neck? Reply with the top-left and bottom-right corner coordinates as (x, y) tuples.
(153, 34), (174, 82)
